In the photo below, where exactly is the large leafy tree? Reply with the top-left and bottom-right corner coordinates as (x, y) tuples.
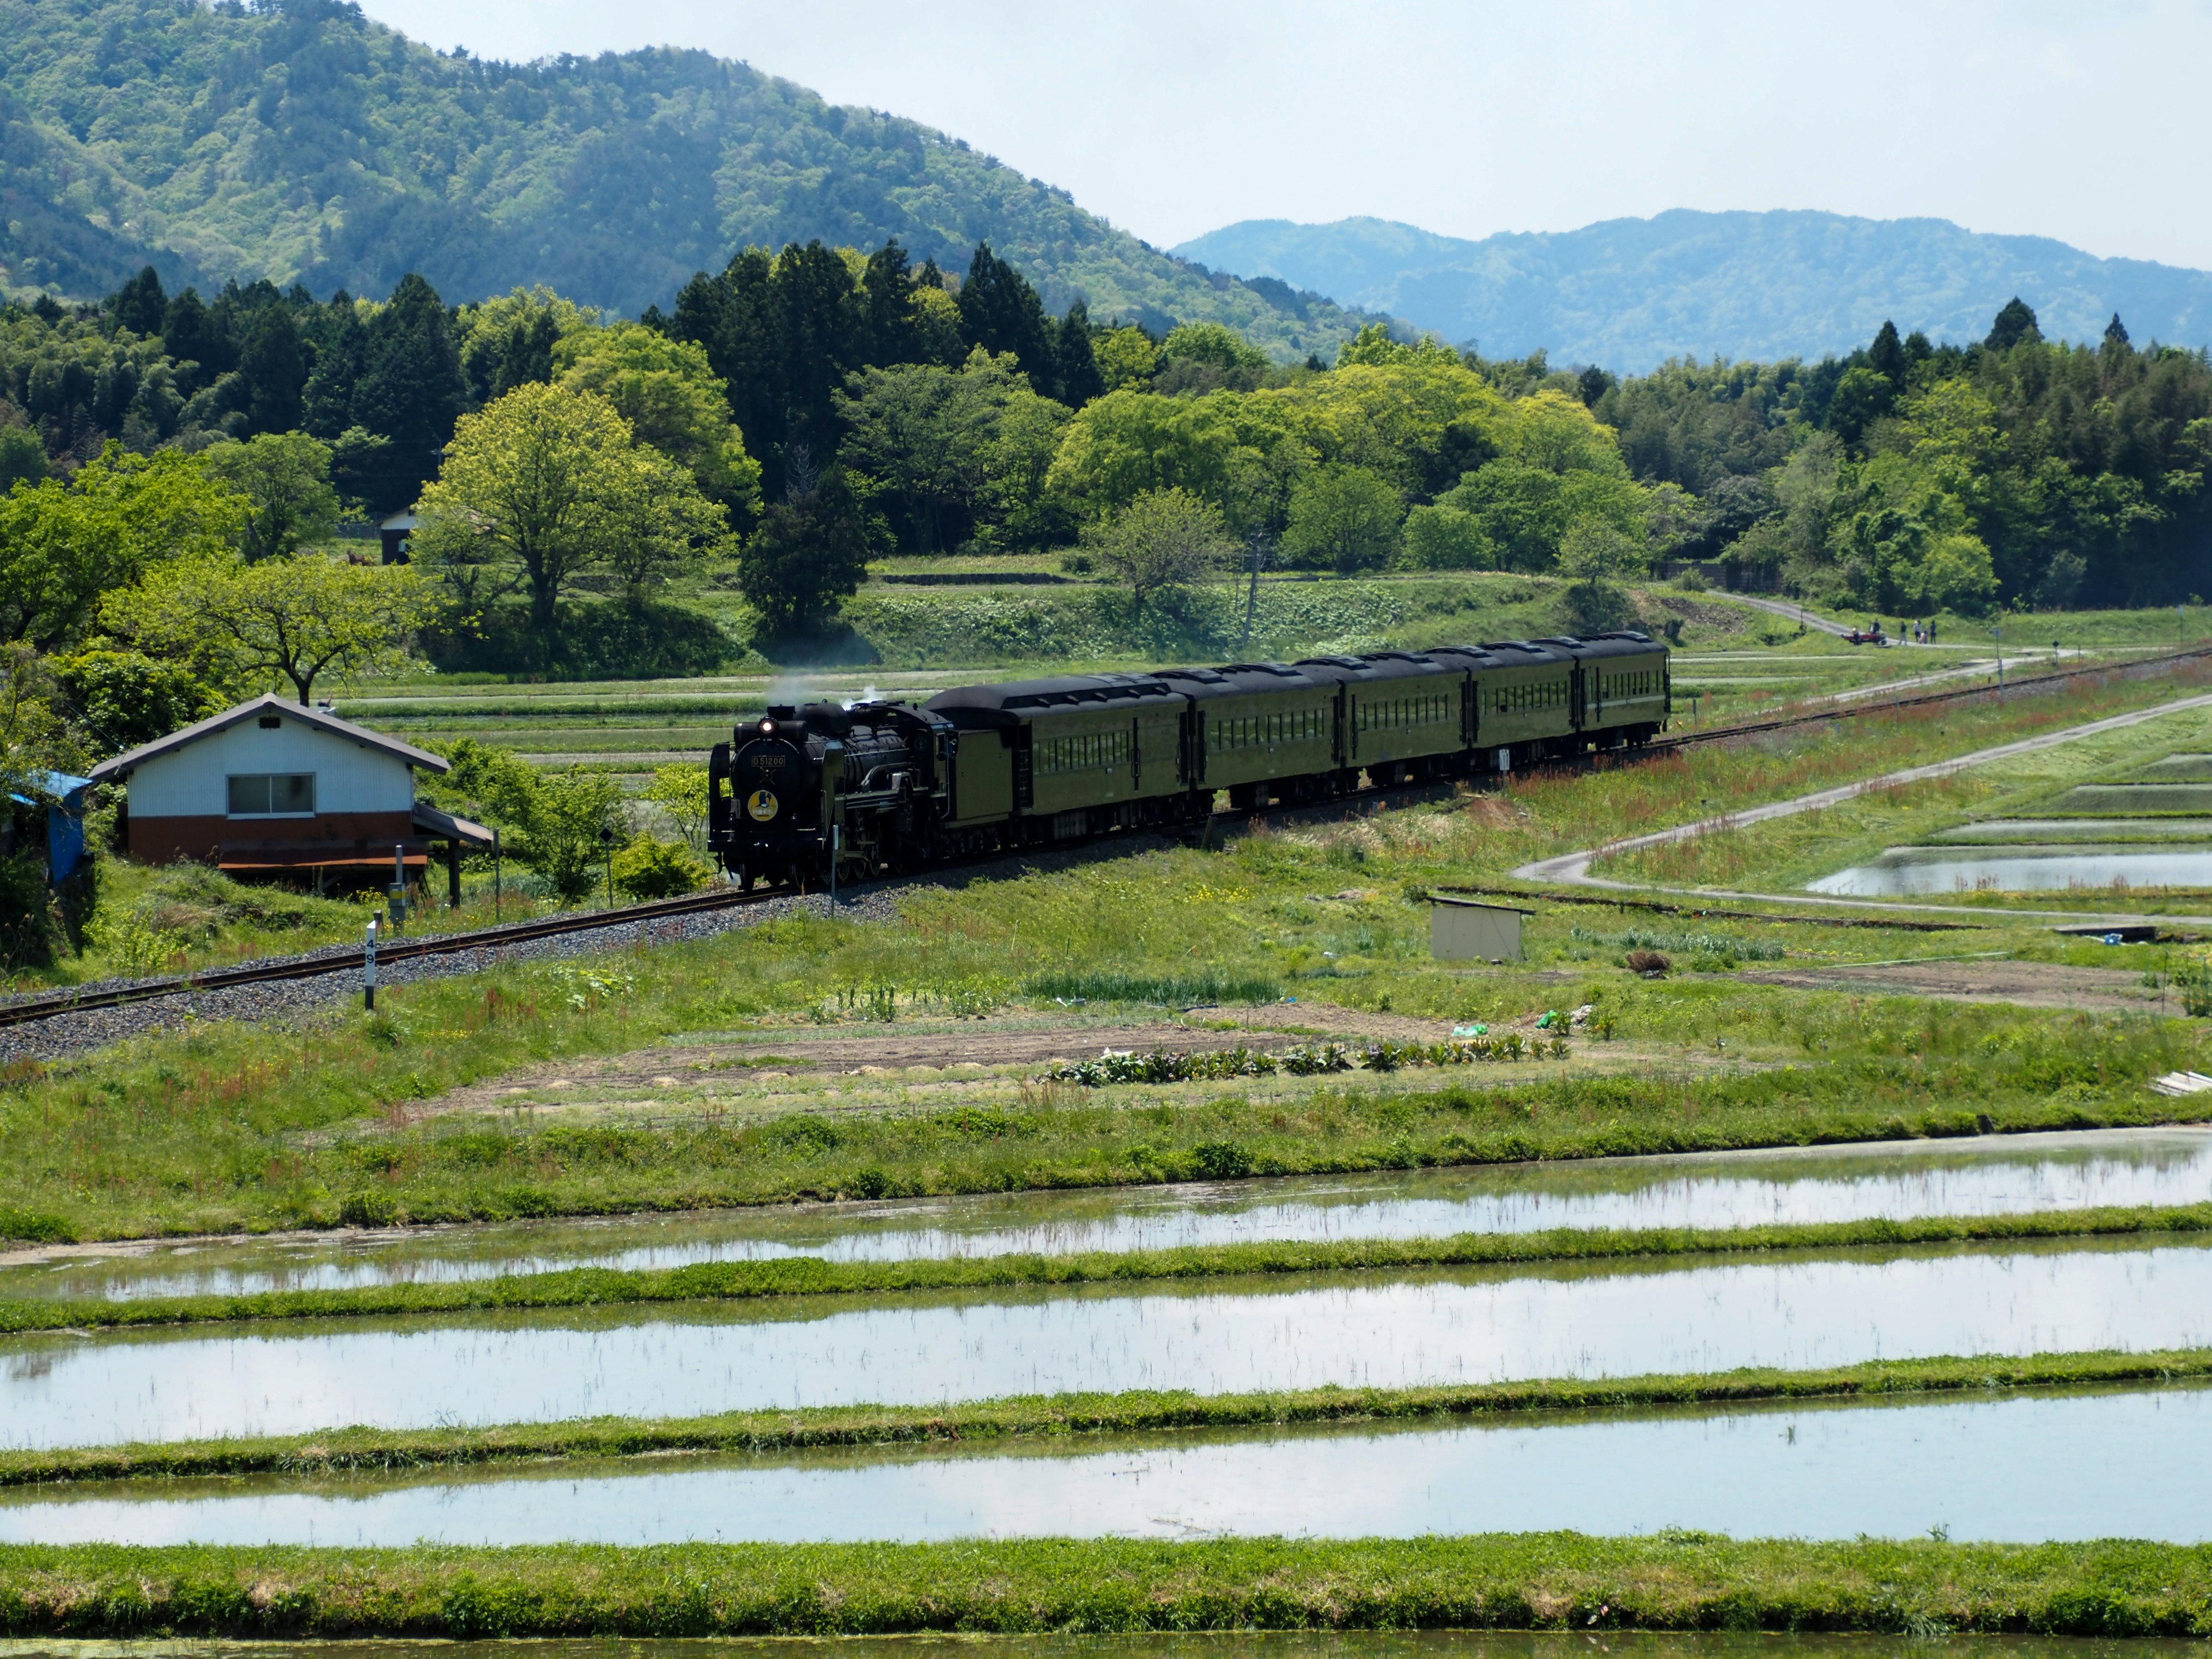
(1080, 487), (1234, 614)
(0, 444), (243, 649)
(416, 382), (730, 643)
(105, 553), (438, 703)
(1280, 464), (1404, 574)
(555, 323), (762, 517)
(835, 349), (1069, 552)
(200, 433), (342, 562)
(736, 465), (874, 639)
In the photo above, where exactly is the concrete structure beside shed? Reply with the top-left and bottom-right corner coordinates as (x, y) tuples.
(1429, 895), (1533, 963)
(88, 695), (491, 900)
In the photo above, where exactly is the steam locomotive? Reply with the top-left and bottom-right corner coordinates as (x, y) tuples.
(706, 632), (1669, 890)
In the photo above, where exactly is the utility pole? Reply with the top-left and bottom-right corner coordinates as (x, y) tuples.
(1240, 532), (1269, 653)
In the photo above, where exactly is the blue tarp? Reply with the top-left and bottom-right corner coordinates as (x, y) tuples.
(6, 771), (90, 885)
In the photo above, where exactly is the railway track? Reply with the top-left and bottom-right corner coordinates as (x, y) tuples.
(0, 884), (783, 1030)
(5, 641), (2202, 1032)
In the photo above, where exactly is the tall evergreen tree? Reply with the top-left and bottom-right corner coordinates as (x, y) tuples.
(351, 272), (466, 510)
(1868, 320), (1907, 388)
(1054, 300), (1104, 407)
(239, 304), (308, 434)
(1986, 297), (2041, 351)
(858, 240), (922, 366)
(110, 266), (166, 336)
(2105, 313), (2131, 348)
(774, 240), (866, 489)
(302, 290), (365, 438)
(160, 288), (221, 388)
(957, 242), (1054, 387)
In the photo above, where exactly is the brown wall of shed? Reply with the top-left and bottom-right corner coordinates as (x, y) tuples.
(126, 812), (421, 868)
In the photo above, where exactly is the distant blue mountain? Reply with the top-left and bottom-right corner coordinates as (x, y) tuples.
(1172, 210), (2212, 373)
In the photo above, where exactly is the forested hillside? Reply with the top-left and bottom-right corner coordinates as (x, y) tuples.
(1176, 211), (2212, 372)
(0, 0), (1366, 357)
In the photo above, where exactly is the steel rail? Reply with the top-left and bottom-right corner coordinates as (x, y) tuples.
(5, 642), (2202, 1032)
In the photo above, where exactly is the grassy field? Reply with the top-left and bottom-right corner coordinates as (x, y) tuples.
(1, 1533), (2205, 1637)
(9, 656), (2212, 1241)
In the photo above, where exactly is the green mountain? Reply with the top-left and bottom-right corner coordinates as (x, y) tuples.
(0, 0), (1367, 358)
(1174, 210), (2212, 371)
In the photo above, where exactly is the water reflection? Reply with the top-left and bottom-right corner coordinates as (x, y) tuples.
(3, 1238), (2206, 1449)
(7, 1127), (2207, 1304)
(1, 1385), (2205, 1544)
(1810, 846), (2212, 895)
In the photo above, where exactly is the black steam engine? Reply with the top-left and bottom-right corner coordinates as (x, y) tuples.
(707, 702), (956, 891)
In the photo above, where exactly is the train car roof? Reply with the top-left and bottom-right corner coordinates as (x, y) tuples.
(1153, 662), (1321, 695)
(1295, 651), (1459, 684)
(1423, 644), (1508, 669)
(1480, 639), (1575, 665)
(925, 673), (1183, 723)
(1541, 631), (1664, 662)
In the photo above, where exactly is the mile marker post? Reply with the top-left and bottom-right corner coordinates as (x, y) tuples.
(363, 915), (378, 1012)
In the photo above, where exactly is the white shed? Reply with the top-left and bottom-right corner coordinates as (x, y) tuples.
(88, 694), (488, 891)
(1429, 895), (1534, 963)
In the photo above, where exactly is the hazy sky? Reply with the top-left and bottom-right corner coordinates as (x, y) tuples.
(353, 0), (2212, 270)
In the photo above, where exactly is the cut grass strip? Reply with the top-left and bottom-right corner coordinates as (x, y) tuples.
(5, 1202), (2210, 1336)
(4, 1348), (2210, 1488)
(1, 1534), (2207, 1637)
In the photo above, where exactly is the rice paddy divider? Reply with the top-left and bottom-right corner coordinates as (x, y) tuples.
(1, 1532), (2206, 1637)
(5, 1347), (2209, 1488)
(7, 1201), (2211, 1335)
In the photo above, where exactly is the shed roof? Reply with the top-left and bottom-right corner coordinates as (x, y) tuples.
(87, 694), (449, 784)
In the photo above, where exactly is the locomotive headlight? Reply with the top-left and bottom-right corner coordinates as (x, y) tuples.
(759, 718), (777, 735)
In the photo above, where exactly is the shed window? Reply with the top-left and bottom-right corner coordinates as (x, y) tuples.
(228, 773), (316, 817)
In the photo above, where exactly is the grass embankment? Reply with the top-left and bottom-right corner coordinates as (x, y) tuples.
(8, 658), (2211, 1244)
(6, 1349), (2210, 1487)
(2, 1534), (2206, 1637)
(2, 965), (2202, 1244)
(8, 1205), (2212, 1335)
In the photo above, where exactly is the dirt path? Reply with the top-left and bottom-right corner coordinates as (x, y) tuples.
(1512, 688), (2212, 927)
(404, 1003), (1487, 1124)
(1733, 959), (2179, 1016)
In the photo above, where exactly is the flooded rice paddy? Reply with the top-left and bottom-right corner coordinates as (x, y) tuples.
(2, 1384), (2205, 1544)
(6, 1127), (2207, 1304)
(4, 1237), (2207, 1449)
(1810, 844), (2212, 894)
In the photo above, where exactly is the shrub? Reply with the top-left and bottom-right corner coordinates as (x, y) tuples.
(609, 836), (710, 900)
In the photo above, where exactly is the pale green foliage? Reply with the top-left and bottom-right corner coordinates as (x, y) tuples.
(415, 382), (732, 634)
(1335, 324), (1462, 370)
(1504, 388), (1631, 476)
(610, 835), (710, 900)
(1280, 464), (1403, 574)
(430, 738), (624, 904)
(554, 323), (762, 513)
(1094, 328), (1160, 393)
(642, 762), (710, 851)
(1080, 487), (1236, 612)
(105, 552), (438, 703)
(1399, 503), (1492, 570)
(199, 432), (342, 562)
(0, 444), (244, 649)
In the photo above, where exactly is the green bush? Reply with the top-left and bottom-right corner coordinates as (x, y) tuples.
(609, 837), (710, 900)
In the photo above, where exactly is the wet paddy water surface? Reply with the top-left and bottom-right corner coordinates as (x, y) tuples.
(6, 1127), (2208, 1304)
(5, 1236), (2209, 1449)
(3, 1384), (2208, 1544)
